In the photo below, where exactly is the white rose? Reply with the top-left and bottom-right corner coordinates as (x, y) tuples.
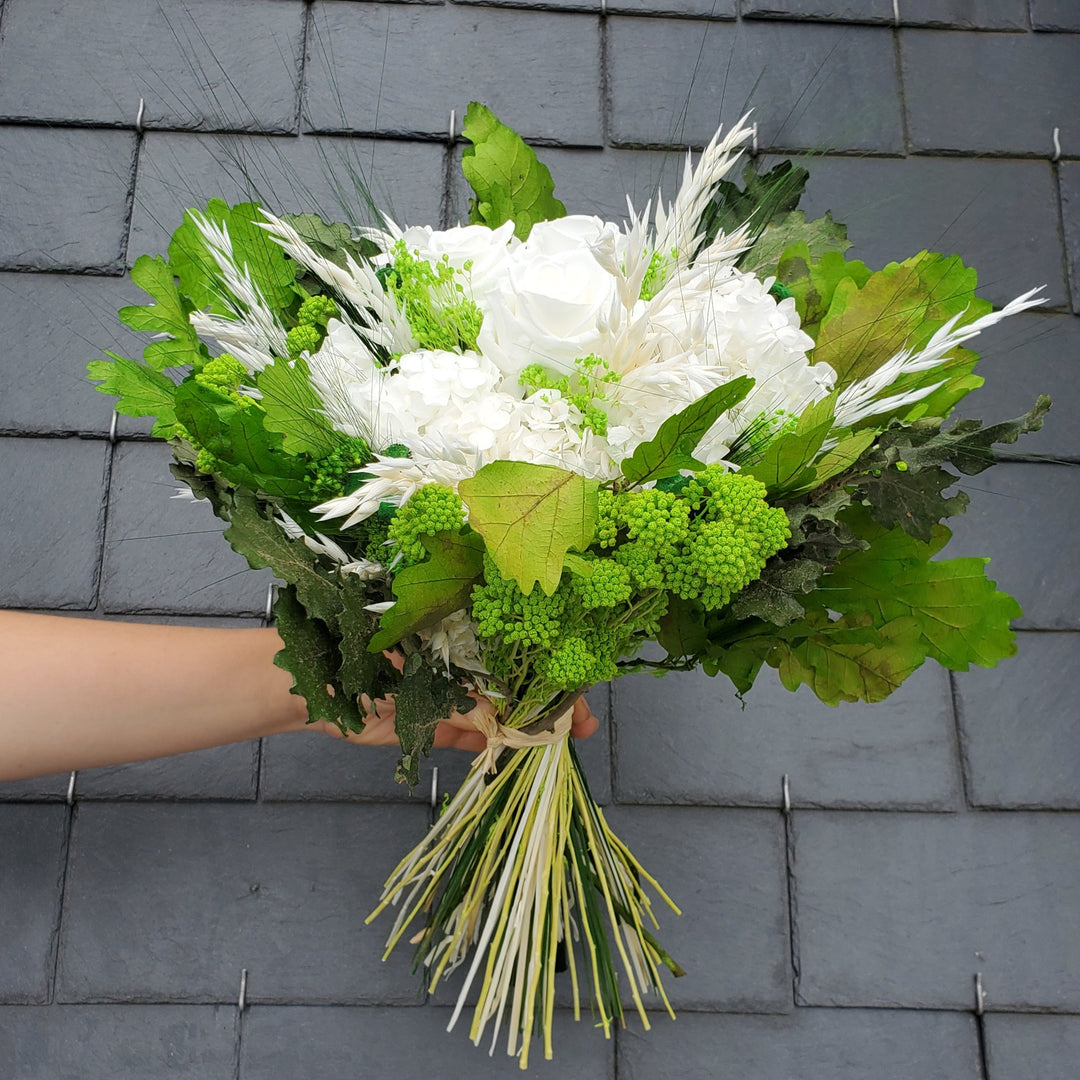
(523, 215), (623, 258)
(398, 221), (518, 297)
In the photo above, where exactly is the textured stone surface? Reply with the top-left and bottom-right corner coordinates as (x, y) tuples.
(100, 441), (272, 616)
(602, 807), (791, 1010)
(304, 3), (603, 145)
(902, 30), (1080, 155)
(984, 1014), (1080, 1080)
(741, 0), (893, 21)
(1060, 163), (1080, 315)
(0, 127), (135, 272)
(793, 155), (1068, 309)
(614, 663), (961, 809)
(1030, 0), (1080, 31)
(620, 1008), (982, 1079)
(954, 632), (1080, 808)
(0, 437), (108, 609)
(130, 132), (447, 258)
(57, 803), (429, 1003)
(0, 805), (67, 1003)
(944, 463), (1080, 630)
(0, 772), (69, 802)
(794, 811), (1080, 1009)
(608, 18), (903, 151)
(900, 0), (1028, 28)
(0, 1004), (236, 1080)
(0, 273), (145, 436)
(0, 0), (305, 132)
(241, 1005), (613, 1077)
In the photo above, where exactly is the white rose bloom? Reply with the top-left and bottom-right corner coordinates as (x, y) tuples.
(398, 221), (518, 296)
(523, 215), (624, 258)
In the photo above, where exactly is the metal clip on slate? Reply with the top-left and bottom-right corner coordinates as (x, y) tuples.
(750, 122), (759, 159)
(781, 774), (791, 816)
(892, 0), (900, 27)
(974, 972), (985, 1016)
(108, 410), (118, 445)
(135, 97), (145, 134)
(66, 770), (76, 806)
(263, 582), (278, 628)
(1052, 127), (1062, 163)
(238, 968), (248, 1012)
(448, 109), (456, 145)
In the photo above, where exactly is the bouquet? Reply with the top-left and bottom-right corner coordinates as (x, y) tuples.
(88, 103), (1047, 1066)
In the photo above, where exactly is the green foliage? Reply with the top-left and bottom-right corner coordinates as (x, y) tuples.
(657, 595), (709, 658)
(742, 211), (851, 279)
(338, 577), (393, 702)
(743, 393), (837, 495)
(461, 102), (566, 241)
(572, 558), (633, 609)
(369, 531), (486, 653)
(119, 254), (208, 371)
(472, 553), (569, 649)
(304, 437), (372, 502)
(86, 351), (179, 436)
(459, 461), (598, 596)
(386, 484), (467, 567)
(280, 213), (377, 269)
(168, 199), (297, 314)
(257, 354), (345, 459)
(620, 377), (754, 487)
(777, 247), (872, 338)
(393, 652), (474, 786)
(729, 558), (823, 626)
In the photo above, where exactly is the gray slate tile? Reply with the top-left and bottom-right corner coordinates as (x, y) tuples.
(619, 1008), (982, 1080)
(794, 810), (1080, 1009)
(0, 772), (69, 802)
(304, 3), (603, 145)
(792, 154), (1068, 309)
(100, 440), (272, 616)
(602, 807), (791, 1010)
(0, 127), (135, 272)
(900, 0), (1028, 27)
(944, 463), (1080, 630)
(607, 18), (903, 152)
(0, 437), (108, 609)
(984, 1014), (1080, 1080)
(953, 314), (1080, 460)
(0, 805), (67, 1003)
(240, 1005), (613, 1078)
(129, 132), (446, 260)
(613, 663), (961, 809)
(0, 273), (145, 436)
(57, 802), (429, 1003)
(954, 631), (1080, 808)
(902, 29), (1080, 155)
(1030, 0), (1080, 30)
(456, 0), (736, 14)
(0, 0), (305, 133)
(0, 1004), (235, 1080)
(74, 742), (258, 801)
(741, 0), (894, 22)
(1059, 163), (1080, 315)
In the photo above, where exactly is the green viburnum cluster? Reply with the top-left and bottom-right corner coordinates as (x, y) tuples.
(519, 354), (621, 437)
(387, 484), (467, 567)
(286, 294), (339, 359)
(384, 241), (482, 353)
(304, 436), (372, 501)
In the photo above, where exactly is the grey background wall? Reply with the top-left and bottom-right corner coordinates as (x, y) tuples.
(1, 1), (1079, 1077)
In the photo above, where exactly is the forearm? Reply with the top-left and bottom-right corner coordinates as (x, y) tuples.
(0, 612), (308, 782)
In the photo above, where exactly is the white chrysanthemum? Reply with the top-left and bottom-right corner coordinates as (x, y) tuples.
(419, 608), (489, 675)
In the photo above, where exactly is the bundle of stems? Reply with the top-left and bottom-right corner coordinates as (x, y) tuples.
(367, 697), (683, 1068)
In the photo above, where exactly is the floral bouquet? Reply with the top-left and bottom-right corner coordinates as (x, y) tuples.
(88, 104), (1047, 1066)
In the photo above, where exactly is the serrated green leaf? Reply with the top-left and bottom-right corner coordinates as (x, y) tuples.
(744, 393), (835, 495)
(857, 462), (969, 541)
(742, 211), (851, 278)
(461, 102), (565, 241)
(369, 531), (485, 653)
(563, 552), (595, 577)
(272, 584), (364, 733)
(730, 558), (823, 626)
(87, 351), (178, 430)
(621, 377), (754, 487)
(120, 254), (207, 371)
(256, 355), (343, 458)
(339, 576), (393, 701)
(393, 652), (474, 786)
(458, 461), (597, 596)
(778, 247), (872, 340)
(281, 212), (378, 268)
(807, 429), (877, 488)
(657, 595), (709, 658)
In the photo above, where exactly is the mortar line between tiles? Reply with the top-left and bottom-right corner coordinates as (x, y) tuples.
(1050, 159), (1076, 313)
(297, 0), (314, 138)
(976, 1010), (991, 1080)
(892, 17), (912, 156)
(782, 805), (801, 1005)
(233, 995), (247, 1080)
(947, 670), (977, 810)
(90, 436), (118, 611)
(598, 0), (610, 149)
(47, 803), (76, 1005)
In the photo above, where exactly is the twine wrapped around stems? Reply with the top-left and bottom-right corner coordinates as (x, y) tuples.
(470, 700), (575, 775)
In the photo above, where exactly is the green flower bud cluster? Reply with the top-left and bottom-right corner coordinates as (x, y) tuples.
(286, 295), (340, 359)
(519, 355), (620, 438)
(304, 437), (372, 501)
(386, 484), (466, 567)
(195, 353), (252, 408)
(572, 558), (633, 610)
(472, 555), (569, 650)
(638, 247), (677, 301)
(386, 242), (482, 354)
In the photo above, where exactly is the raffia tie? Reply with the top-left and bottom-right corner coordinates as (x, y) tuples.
(471, 702), (575, 775)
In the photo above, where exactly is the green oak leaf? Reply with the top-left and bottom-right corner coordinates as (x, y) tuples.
(657, 595), (709, 658)
(458, 461), (597, 596)
(339, 576), (394, 701)
(856, 462), (969, 541)
(281, 212), (378, 268)
(772, 612), (925, 705)
(368, 530), (486, 653)
(272, 584), (365, 734)
(119, 254), (208, 371)
(777, 247), (872, 340)
(705, 635), (773, 695)
(256, 355), (344, 458)
(744, 393), (836, 495)
(86, 351), (179, 435)
(461, 102), (566, 241)
(393, 652), (474, 787)
(620, 377), (754, 487)
(730, 558), (824, 626)
(742, 211), (851, 279)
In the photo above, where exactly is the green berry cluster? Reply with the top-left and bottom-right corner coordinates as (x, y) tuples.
(519, 355), (620, 438)
(195, 353), (251, 407)
(286, 295), (340, 359)
(304, 437), (372, 501)
(386, 484), (466, 567)
(386, 242), (482, 354)
(572, 558), (633, 609)
(472, 555), (569, 650)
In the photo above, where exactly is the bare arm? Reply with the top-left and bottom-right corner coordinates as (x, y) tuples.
(0, 612), (598, 782)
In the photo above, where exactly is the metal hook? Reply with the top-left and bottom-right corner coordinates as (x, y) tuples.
(892, 0), (900, 26)
(238, 968), (248, 1012)
(108, 410), (118, 445)
(1052, 127), (1062, 163)
(263, 582), (277, 627)
(430, 766), (439, 810)
(974, 972), (985, 1015)
(750, 122), (759, 157)
(135, 97), (145, 133)
(448, 109), (456, 143)
(781, 774), (791, 815)
(600, 0), (606, 15)
(66, 771), (77, 806)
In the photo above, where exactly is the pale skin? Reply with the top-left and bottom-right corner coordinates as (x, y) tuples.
(0, 611), (598, 783)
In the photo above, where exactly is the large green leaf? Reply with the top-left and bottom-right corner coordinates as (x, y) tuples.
(458, 461), (597, 596)
(368, 530), (486, 653)
(461, 102), (565, 241)
(338, 576), (394, 701)
(87, 351), (178, 433)
(119, 254), (207, 371)
(256, 355), (343, 458)
(730, 558), (823, 626)
(741, 211), (850, 279)
(744, 393), (835, 495)
(620, 377), (754, 487)
(777, 247), (872, 339)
